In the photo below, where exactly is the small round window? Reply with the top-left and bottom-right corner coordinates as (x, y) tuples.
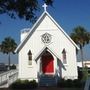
(41, 33), (52, 44)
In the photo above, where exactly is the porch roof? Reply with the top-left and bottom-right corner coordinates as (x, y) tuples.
(34, 46), (62, 62)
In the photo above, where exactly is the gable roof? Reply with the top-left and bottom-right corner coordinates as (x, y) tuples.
(34, 46), (62, 61)
(15, 11), (79, 53)
(34, 46), (66, 70)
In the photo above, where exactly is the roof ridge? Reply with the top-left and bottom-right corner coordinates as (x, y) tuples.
(15, 11), (79, 53)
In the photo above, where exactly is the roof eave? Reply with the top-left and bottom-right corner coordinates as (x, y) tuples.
(34, 46), (62, 61)
(15, 11), (47, 53)
(15, 10), (80, 53)
(45, 11), (80, 50)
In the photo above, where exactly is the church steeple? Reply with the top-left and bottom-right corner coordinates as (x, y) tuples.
(42, 3), (48, 12)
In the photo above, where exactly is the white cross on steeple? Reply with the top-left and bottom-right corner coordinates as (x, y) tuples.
(42, 3), (47, 11)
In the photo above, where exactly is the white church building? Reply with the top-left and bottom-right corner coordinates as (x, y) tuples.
(15, 4), (79, 86)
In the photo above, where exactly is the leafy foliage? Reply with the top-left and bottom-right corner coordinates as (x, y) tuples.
(0, 37), (17, 70)
(0, 0), (54, 23)
(0, 37), (17, 54)
(70, 26), (90, 68)
(57, 78), (85, 88)
(78, 67), (83, 80)
(70, 26), (90, 49)
(82, 66), (88, 81)
(10, 64), (16, 69)
(9, 79), (38, 89)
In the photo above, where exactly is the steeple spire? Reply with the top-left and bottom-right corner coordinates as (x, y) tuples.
(42, 3), (47, 11)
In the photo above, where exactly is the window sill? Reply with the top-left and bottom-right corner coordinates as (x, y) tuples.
(28, 65), (33, 68)
(64, 64), (68, 66)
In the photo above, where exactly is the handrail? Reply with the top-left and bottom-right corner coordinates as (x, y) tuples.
(0, 69), (18, 76)
(0, 69), (18, 87)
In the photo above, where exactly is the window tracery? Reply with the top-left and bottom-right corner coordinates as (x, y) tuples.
(41, 33), (52, 44)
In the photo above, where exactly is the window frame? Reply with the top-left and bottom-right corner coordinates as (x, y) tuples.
(28, 50), (32, 65)
(62, 48), (67, 64)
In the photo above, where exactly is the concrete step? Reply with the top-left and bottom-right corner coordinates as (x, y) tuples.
(39, 75), (56, 86)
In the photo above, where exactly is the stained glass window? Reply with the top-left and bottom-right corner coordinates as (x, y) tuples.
(28, 50), (32, 65)
(62, 48), (67, 64)
(41, 33), (52, 44)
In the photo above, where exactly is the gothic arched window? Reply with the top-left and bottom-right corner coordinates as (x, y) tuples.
(28, 50), (32, 65)
(62, 48), (67, 64)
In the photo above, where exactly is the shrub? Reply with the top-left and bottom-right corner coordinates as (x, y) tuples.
(72, 79), (84, 88)
(78, 67), (83, 80)
(57, 78), (85, 88)
(82, 67), (88, 81)
(29, 80), (38, 88)
(9, 79), (38, 89)
(65, 79), (73, 87)
(57, 79), (73, 88)
(57, 78), (66, 87)
(10, 64), (16, 69)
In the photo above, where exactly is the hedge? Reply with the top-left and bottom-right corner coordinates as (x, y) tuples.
(9, 79), (38, 89)
(57, 79), (85, 88)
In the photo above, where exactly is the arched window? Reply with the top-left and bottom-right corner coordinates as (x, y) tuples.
(62, 48), (67, 64)
(28, 50), (32, 65)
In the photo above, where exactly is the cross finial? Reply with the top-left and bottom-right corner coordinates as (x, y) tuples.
(42, 3), (47, 11)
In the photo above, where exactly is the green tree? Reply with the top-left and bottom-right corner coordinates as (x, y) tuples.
(70, 26), (90, 68)
(0, 37), (17, 70)
(0, 0), (53, 23)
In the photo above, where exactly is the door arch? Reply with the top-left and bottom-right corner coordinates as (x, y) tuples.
(41, 51), (54, 74)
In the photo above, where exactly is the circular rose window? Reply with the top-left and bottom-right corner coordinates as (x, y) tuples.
(41, 33), (52, 44)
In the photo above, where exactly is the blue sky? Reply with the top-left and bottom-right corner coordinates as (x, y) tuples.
(0, 0), (90, 64)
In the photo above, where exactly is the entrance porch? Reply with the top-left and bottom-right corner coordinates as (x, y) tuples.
(37, 50), (58, 86)
(35, 47), (63, 86)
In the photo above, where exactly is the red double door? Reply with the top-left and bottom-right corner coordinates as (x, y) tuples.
(41, 51), (54, 74)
